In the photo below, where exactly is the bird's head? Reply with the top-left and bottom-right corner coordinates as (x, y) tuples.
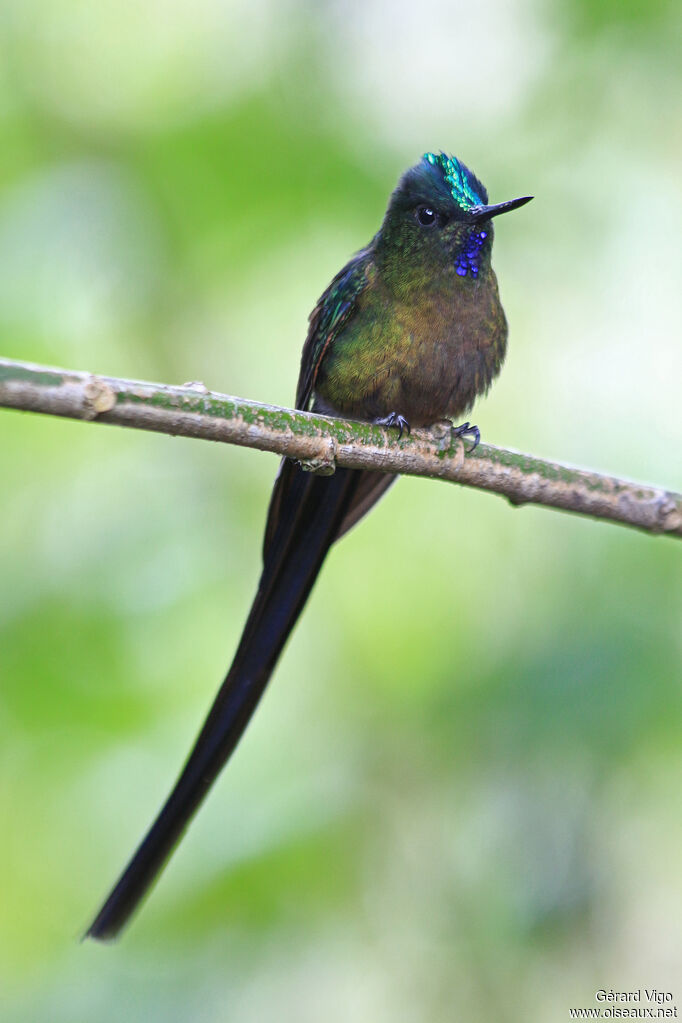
(375, 152), (532, 296)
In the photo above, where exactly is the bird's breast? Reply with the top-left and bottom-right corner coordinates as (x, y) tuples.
(316, 273), (508, 426)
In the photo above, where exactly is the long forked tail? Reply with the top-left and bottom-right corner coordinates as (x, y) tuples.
(86, 463), (361, 941)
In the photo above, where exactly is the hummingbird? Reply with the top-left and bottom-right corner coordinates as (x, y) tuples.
(86, 152), (532, 940)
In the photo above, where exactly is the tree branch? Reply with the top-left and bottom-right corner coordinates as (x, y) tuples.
(1, 356), (680, 539)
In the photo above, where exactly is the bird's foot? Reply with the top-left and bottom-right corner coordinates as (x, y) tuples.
(375, 412), (411, 440)
(452, 421), (481, 454)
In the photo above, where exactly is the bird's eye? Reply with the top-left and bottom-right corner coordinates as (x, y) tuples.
(415, 205), (438, 227)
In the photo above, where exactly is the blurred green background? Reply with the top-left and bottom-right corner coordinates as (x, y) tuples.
(0, 1), (681, 1020)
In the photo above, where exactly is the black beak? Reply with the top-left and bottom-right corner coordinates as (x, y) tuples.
(470, 195), (533, 222)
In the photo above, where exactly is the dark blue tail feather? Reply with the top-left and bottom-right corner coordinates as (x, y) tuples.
(85, 464), (360, 940)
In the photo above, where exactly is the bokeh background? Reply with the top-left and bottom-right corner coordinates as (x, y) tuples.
(1, 1), (681, 1020)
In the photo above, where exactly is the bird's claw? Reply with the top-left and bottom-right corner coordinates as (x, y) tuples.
(452, 421), (481, 454)
(375, 412), (411, 440)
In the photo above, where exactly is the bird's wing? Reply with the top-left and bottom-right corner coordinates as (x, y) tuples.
(295, 248), (373, 412)
(265, 248), (396, 556)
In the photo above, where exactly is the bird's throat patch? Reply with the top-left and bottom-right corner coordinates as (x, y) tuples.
(455, 228), (488, 278)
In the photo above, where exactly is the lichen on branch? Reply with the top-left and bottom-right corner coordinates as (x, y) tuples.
(1, 356), (680, 539)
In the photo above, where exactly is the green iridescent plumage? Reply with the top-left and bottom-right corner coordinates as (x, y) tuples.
(296, 252), (370, 411)
(424, 151), (487, 211)
(304, 152), (530, 427)
(86, 153), (531, 941)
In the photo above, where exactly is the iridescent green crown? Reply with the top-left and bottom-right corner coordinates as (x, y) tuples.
(423, 152), (486, 212)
